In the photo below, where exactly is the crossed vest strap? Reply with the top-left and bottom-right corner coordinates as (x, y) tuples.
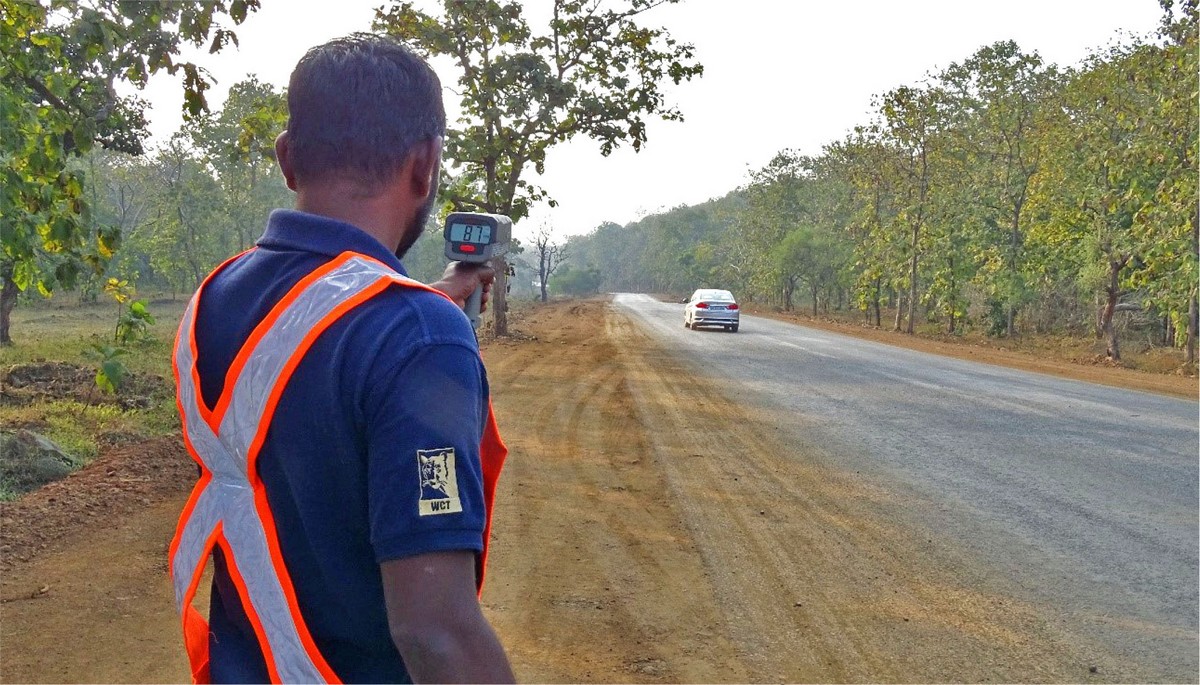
(168, 250), (507, 684)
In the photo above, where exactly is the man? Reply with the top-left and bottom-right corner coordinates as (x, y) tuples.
(168, 35), (514, 684)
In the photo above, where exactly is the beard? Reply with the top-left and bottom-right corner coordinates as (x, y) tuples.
(394, 186), (437, 261)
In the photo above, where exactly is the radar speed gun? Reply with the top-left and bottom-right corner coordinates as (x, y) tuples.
(444, 212), (512, 328)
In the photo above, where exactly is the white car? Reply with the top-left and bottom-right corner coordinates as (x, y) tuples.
(684, 289), (740, 332)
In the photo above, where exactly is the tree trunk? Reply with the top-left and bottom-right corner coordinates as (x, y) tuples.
(538, 252), (548, 303)
(906, 223), (919, 335)
(1099, 257), (1128, 360)
(179, 205), (204, 291)
(0, 262), (18, 346)
(492, 258), (509, 335)
(1190, 201), (1199, 365)
(810, 284), (818, 317)
(893, 293), (904, 332)
(1187, 294), (1197, 365)
(1101, 302), (1120, 360)
(537, 246), (547, 302)
(1005, 211), (1021, 338)
(872, 278), (881, 328)
(947, 261), (957, 335)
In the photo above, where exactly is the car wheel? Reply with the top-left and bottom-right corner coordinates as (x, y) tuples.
(730, 324), (739, 333)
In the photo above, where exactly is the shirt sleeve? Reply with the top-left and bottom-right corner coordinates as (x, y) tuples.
(364, 342), (488, 563)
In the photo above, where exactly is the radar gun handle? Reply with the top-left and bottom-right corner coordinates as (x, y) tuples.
(464, 284), (484, 329)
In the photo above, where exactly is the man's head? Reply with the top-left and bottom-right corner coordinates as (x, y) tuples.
(276, 34), (446, 257)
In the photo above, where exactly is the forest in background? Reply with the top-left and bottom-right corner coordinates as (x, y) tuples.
(563, 5), (1197, 365)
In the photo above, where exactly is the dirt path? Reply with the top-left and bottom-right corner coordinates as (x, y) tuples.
(0, 439), (196, 682)
(0, 300), (1146, 682)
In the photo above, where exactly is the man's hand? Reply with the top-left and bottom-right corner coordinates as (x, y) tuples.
(429, 262), (495, 312)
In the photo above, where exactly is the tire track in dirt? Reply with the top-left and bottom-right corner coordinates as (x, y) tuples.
(603, 309), (1140, 683)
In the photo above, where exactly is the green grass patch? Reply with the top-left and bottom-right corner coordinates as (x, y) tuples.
(0, 298), (186, 379)
(0, 400), (162, 465)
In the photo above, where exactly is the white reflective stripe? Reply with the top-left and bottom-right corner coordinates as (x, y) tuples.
(175, 295), (238, 482)
(218, 256), (418, 460)
(170, 255), (420, 684)
(170, 484), (223, 610)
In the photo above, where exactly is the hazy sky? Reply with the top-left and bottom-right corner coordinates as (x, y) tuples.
(135, 0), (1164, 244)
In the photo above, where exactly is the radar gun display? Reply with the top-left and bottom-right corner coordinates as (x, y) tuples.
(444, 212), (512, 328)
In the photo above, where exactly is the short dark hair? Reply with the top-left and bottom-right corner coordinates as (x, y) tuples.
(286, 34), (445, 189)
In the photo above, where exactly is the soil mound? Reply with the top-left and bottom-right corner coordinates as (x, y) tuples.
(0, 436), (194, 572)
(1, 361), (170, 409)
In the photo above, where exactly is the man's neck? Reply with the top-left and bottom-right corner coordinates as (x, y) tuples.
(295, 182), (403, 253)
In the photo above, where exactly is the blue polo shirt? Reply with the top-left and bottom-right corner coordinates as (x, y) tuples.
(193, 210), (489, 684)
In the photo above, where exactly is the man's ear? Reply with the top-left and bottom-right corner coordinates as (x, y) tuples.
(406, 137), (443, 202)
(275, 131), (298, 191)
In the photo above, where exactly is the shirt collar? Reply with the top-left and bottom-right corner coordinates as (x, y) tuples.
(258, 209), (410, 276)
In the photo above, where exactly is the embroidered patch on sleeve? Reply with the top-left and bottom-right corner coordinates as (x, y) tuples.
(417, 448), (462, 516)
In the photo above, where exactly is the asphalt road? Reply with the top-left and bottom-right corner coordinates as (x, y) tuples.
(613, 293), (1200, 681)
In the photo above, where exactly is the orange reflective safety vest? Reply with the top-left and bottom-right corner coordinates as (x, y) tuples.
(168, 250), (507, 684)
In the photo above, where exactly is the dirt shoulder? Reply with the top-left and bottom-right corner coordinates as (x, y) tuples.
(739, 306), (1198, 400)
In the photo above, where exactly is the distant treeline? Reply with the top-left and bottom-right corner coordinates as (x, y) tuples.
(563, 13), (1197, 363)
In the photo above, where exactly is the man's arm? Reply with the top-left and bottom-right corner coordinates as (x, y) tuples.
(381, 550), (515, 684)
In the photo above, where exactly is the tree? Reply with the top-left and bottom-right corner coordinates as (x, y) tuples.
(564, 219), (648, 292)
(146, 135), (231, 293)
(83, 148), (158, 297)
(1127, 0), (1198, 363)
(829, 128), (900, 328)
(552, 264), (603, 296)
(1029, 41), (1174, 360)
(0, 0), (260, 344)
(374, 0), (703, 334)
(877, 83), (951, 334)
(533, 226), (566, 302)
(940, 41), (1059, 337)
(190, 77), (290, 252)
(775, 227), (834, 315)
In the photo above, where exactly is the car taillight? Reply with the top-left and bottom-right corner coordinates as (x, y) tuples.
(695, 302), (709, 308)
(728, 304), (739, 310)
